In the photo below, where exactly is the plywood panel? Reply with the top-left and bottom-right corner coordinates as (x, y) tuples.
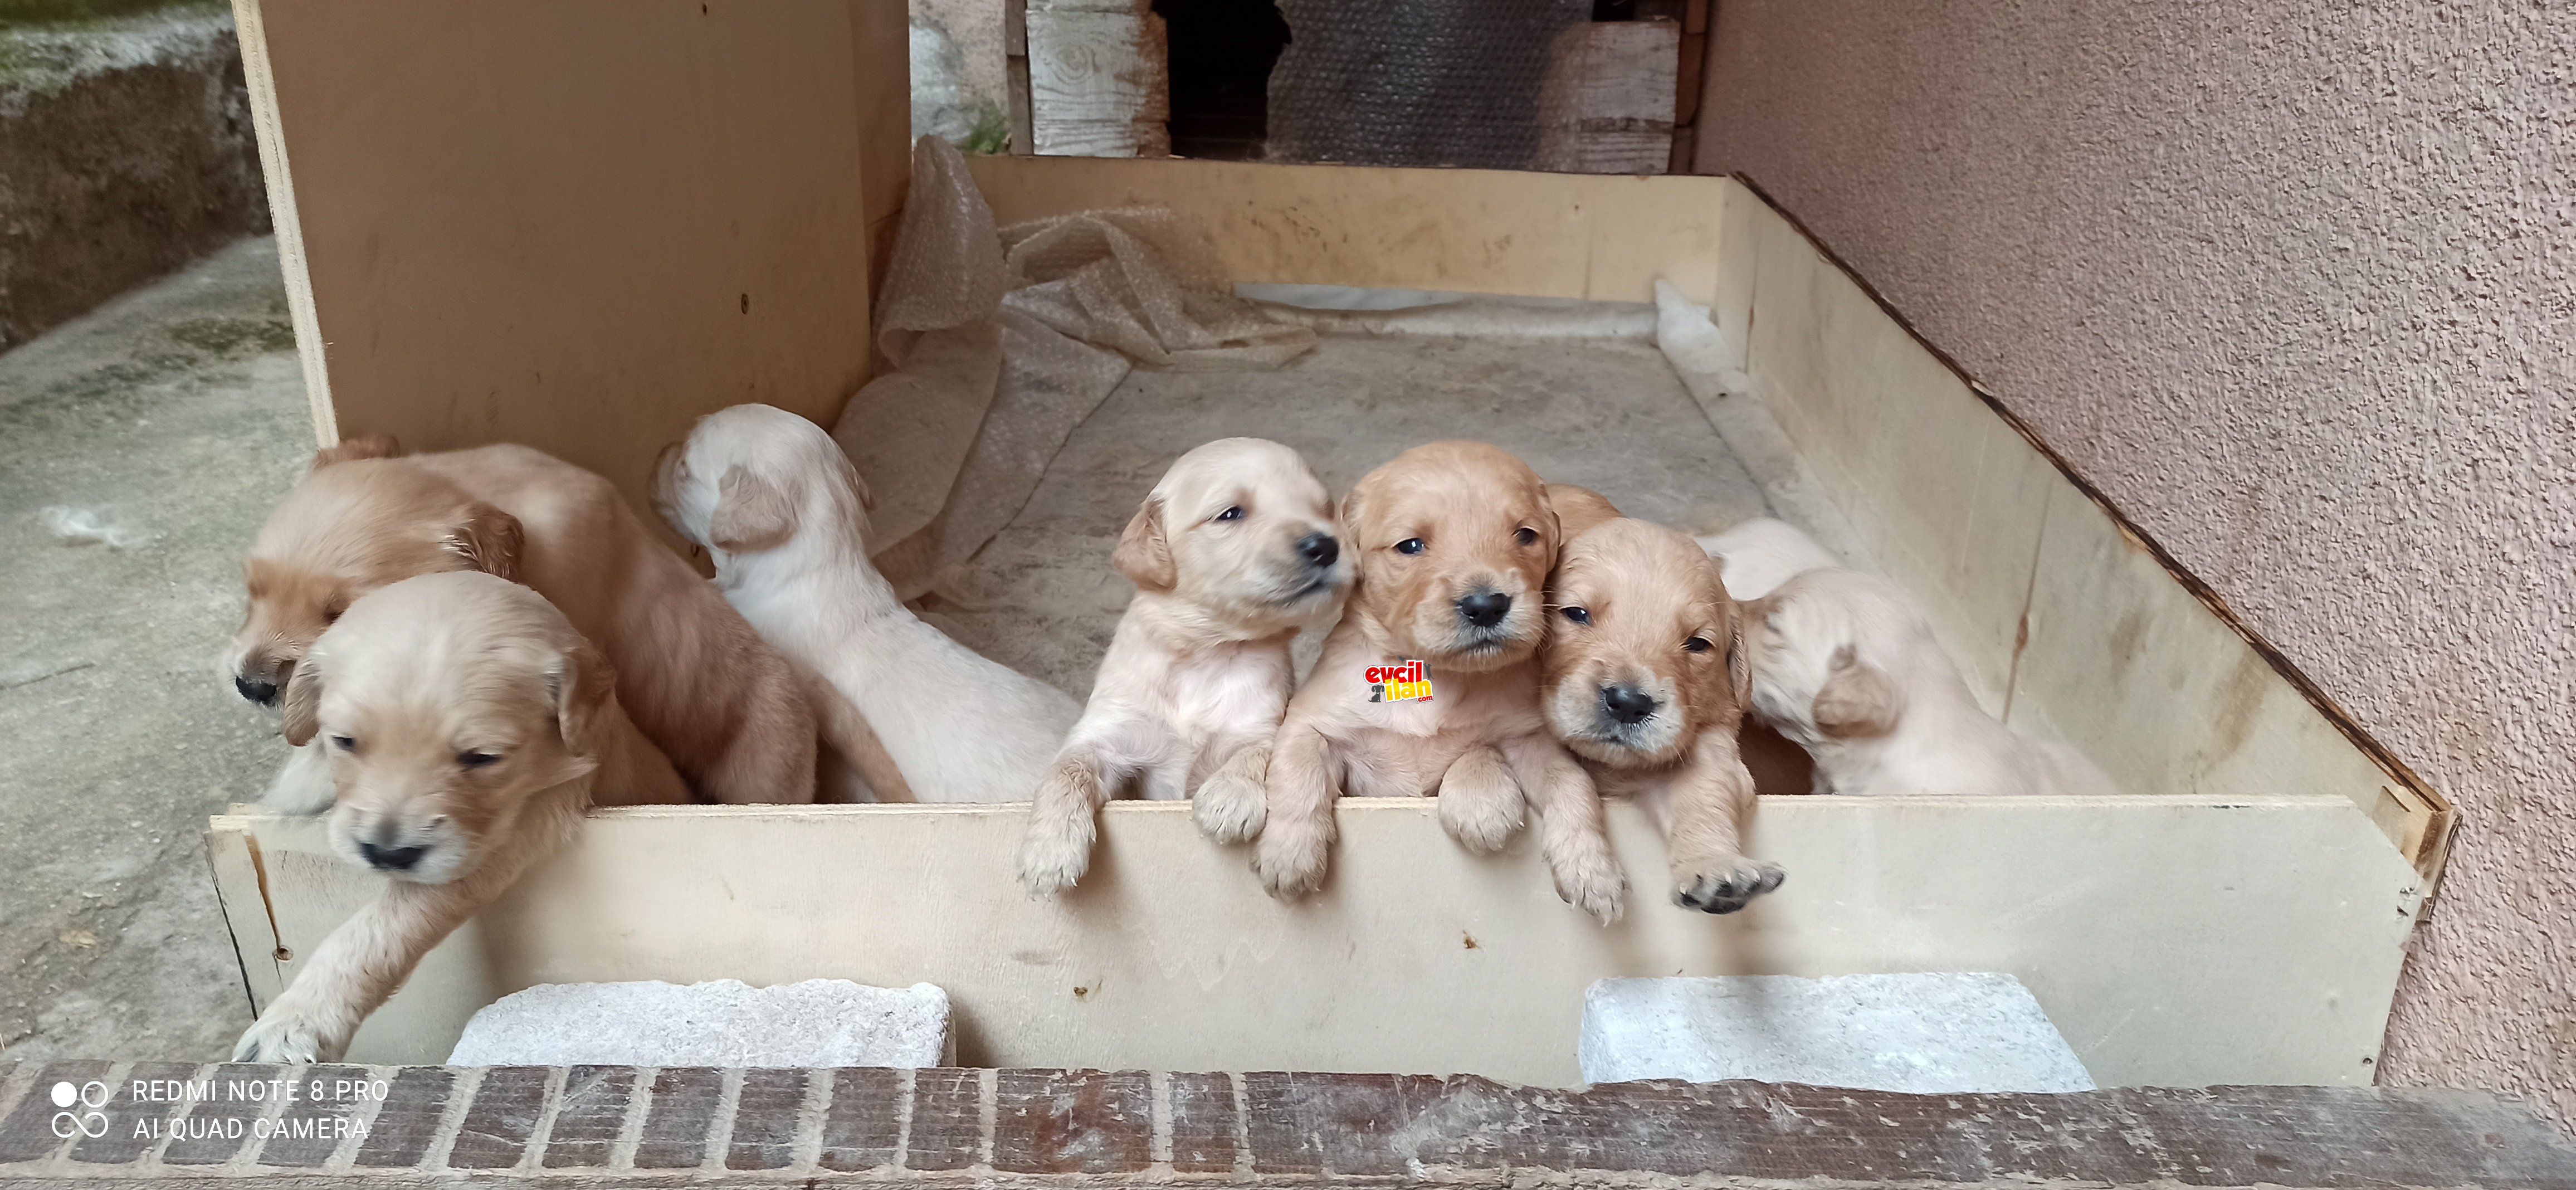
(2013, 486), (2402, 818)
(214, 796), (2419, 1088)
(964, 156), (1733, 306)
(1739, 196), (2051, 707)
(242, 0), (892, 509)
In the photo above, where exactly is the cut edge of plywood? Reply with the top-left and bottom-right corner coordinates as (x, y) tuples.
(228, 0), (331, 450)
(1724, 173), (2453, 895)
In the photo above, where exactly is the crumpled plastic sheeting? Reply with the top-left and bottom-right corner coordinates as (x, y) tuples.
(835, 137), (1314, 599)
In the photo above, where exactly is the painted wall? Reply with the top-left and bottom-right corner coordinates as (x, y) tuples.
(1695, 3), (2574, 1125)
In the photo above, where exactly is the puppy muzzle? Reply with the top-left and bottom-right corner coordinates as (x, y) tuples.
(231, 653), (295, 706)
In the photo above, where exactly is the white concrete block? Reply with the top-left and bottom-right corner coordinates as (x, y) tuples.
(448, 979), (952, 1068)
(1580, 973), (2095, 1093)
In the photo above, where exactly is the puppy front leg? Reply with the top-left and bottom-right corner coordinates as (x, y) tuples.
(1665, 729), (1785, 914)
(1253, 724), (1340, 899)
(231, 842), (534, 1063)
(262, 742), (336, 816)
(1436, 744), (1525, 853)
(1018, 743), (1124, 896)
(1192, 734), (1271, 843)
(1502, 734), (1627, 925)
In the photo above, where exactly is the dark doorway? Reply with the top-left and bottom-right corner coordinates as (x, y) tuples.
(1153, 0), (1291, 160)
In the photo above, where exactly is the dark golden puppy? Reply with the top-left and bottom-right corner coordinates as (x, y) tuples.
(1255, 442), (1626, 923)
(1543, 518), (1784, 914)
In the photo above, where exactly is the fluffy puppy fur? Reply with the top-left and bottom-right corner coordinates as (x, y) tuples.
(1696, 516), (1842, 600)
(656, 404), (1080, 802)
(1256, 441), (1626, 923)
(1544, 519), (1783, 913)
(1745, 566), (2117, 797)
(1018, 438), (1352, 895)
(231, 436), (817, 809)
(233, 572), (687, 1062)
(1544, 484), (1622, 540)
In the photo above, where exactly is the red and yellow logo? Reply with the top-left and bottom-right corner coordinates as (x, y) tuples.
(1366, 660), (1434, 704)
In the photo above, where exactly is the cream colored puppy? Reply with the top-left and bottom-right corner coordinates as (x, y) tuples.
(232, 572), (687, 1063)
(1695, 515), (1842, 599)
(1544, 519), (1783, 914)
(1746, 566), (2117, 797)
(1257, 441), (1626, 923)
(1017, 438), (1352, 895)
(656, 404), (1080, 802)
(230, 436), (817, 810)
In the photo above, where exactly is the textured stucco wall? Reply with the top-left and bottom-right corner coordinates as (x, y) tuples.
(1696, 3), (2574, 1125)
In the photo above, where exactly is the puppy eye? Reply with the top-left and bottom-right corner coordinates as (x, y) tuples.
(1213, 506), (1244, 523)
(1515, 526), (1539, 547)
(458, 750), (501, 769)
(330, 735), (357, 752)
(322, 601), (347, 625)
(1684, 636), (1714, 653)
(1394, 538), (1425, 555)
(1561, 606), (1591, 625)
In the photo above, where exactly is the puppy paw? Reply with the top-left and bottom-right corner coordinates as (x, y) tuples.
(1252, 823), (1329, 900)
(1016, 813), (1096, 898)
(1674, 857), (1785, 915)
(1193, 750), (1270, 844)
(1436, 761), (1524, 854)
(232, 1008), (330, 1065)
(261, 745), (337, 816)
(1553, 851), (1630, 926)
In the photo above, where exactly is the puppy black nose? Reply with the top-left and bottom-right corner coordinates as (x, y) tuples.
(1456, 591), (1511, 628)
(1296, 532), (1339, 569)
(1601, 684), (1659, 725)
(235, 676), (279, 706)
(358, 842), (426, 871)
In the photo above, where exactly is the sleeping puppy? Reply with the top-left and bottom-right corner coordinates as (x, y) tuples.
(1017, 438), (1352, 895)
(656, 404), (1081, 802)
(1746, 566), (2118, 797)
(1544, 519), (1784, 914)
(230, 436), (818, 809)
(233, 571), (688, 1062)
(1696, 516), (1842, 599)
(1256, 441), (1627, 923)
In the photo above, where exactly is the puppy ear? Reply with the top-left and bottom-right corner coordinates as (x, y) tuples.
(312, 434), (402, 469)
(443, 502), (524, 581)
(711, 464), (797, 553)
(280, 656), (323, 747)
(1112, 496), (1177, 591)
(1812, 643), (1903, 738)
(547, 638), (619, 758)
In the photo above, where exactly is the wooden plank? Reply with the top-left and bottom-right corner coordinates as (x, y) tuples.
(1024, 0), (1168, 158)
(965, 155), (1731, 305)
(1729, 182), (2448, 880)
(851, 0), (912, 306)
(228, 0), (332, 447)
(1739, 193), (2053, 708)
(241, 0), (892, 514)
(1534, 21), (1680, 175)
(219, 793), (2419, 1087)
(1004, 0), (1034, 155)
(204, 822), (286, 1012)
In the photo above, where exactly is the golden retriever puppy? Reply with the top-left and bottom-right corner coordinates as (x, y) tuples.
(1017, 438), (1353, 895)
(656, 404), (1080, 802)
(1256, 441), (1626, 923)
(231, 437), (817, 809)
(1544, 519), (1784, 914)
(232, 571), (687, 1062)
(1746, 566), (2118, 797)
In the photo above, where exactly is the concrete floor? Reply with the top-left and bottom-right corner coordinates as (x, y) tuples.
(0, 237), (309, 1062)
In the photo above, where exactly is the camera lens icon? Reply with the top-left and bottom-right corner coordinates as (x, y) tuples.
(48, 1081), (110, 1139)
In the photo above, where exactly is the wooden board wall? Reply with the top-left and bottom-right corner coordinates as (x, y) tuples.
(213, 797), (2421, 1089)
(234, 0), (909, 510)
(965, 155), (1731, 307)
